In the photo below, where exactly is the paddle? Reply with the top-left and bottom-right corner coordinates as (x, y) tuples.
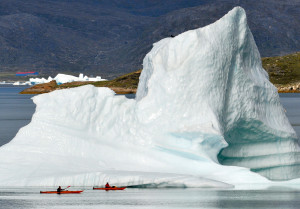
(63, 186), (70, 191)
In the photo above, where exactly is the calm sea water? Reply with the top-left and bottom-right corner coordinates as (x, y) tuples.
(0, 187), (300, 209)
(0, 86), (300, 208)
(279, 93), (300, 137)
(0, 85), (35, 146)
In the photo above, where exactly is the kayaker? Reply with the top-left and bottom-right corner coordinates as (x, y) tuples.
(105, 182), (111, 188)
(57, 186), (64, 193)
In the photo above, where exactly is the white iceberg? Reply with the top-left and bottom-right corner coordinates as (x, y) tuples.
(12, 81), (31, 86)
(29, 73), (106, 85)
(0, 7), (299, 187)
(29, 76), (53, 85)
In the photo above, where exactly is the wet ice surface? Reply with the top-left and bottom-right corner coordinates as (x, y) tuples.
(1, 187), (300, 209)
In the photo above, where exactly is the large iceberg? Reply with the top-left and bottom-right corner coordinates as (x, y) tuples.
(0, 7), (299, 187)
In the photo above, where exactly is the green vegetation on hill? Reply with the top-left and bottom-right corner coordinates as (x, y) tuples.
(262, 52), (300, 85)
(93, 70), (141, 89)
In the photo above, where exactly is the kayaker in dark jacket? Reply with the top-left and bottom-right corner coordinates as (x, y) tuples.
(57, 186), (63, 192)
(105, 182), (111, 188)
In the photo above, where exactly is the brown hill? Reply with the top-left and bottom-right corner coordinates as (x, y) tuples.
(20, 70), (141, 94)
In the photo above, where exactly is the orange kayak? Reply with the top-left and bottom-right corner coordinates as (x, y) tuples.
(40, 190), (83, 194)
(93, 187), (126, 190)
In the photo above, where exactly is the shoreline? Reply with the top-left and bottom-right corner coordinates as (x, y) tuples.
(18, 81), (300, 94)
(19, 80), (137, 95)
(275, 83), (300, 93)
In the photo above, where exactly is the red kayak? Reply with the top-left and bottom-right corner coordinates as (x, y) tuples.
(93, 187), (126, 190)
(40, 190), (84, 194)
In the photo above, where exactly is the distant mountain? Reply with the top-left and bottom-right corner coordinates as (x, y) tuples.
(0, 0), (299, 78)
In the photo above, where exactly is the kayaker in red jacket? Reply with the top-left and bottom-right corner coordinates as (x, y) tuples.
(105, 182), (111, 188)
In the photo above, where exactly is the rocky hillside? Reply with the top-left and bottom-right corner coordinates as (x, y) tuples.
(263, 52), (300, 84)
(0, 0), (299, 78)
(263, 52), (300, 92)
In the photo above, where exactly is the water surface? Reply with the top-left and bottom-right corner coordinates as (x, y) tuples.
(279, 93), (300, 138)
(1, 187), (300, 209)
(0, 85), (35, 146)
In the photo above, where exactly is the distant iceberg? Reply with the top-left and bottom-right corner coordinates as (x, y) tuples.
(12, 81), (31, 86)
(0, 7), (299, 187)
(29, 73), (107, 85)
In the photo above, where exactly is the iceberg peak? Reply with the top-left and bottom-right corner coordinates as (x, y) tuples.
(137, 6), (300, 180)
